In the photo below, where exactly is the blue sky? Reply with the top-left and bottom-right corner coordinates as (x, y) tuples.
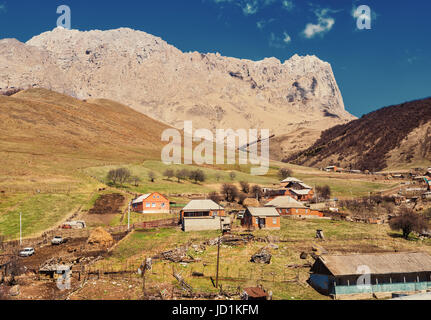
(0, 0), (430, 117)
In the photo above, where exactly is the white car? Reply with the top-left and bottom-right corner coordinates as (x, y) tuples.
(51, 236), (64, 245)
(19, 247), (35, 257)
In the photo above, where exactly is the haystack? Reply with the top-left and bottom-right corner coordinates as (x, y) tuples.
(87, 227), (114, 247)
(243, 198), (260, 207)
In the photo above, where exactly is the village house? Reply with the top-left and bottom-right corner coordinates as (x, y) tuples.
(180, 200), (228, 232)
(324, 166), (337, 172)
(241, 207), (280, 230)
(278, 177), (315, 201)
(132, 192), (170, 214)
(280, 177), (303, 188)
(287, 188), (314, 202)
(265, 196), (323, 218)
(309, 252), (431, 299)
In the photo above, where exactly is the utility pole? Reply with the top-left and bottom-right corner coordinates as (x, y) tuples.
(215, 203), (222, 288)
(19, 212), (22, 246)
(127, 202), (131, 231)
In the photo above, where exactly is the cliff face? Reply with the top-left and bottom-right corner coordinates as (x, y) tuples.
(0, 27), (354, 157)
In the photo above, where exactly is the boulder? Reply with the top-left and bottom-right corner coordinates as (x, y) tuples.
(251, 248), (272, 264)
(9, 285), (20, 297)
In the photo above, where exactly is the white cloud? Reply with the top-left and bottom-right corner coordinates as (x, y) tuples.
(243, 1), (259, 15)
(209, 0), (277, 16)
(256, 18), (275, 30)
(283, 32), (292, 44)
(282, 0), (294, 11)
(269, 31), (292, 48)
(0, 3), (6, 12)
(302, 8), (335, 39)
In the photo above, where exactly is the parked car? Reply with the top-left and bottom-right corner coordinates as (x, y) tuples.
(51, 236), (64, 245)
(19, 247), (35, 257)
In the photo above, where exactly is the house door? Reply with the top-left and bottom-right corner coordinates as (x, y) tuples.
(258, 218), (266, 229)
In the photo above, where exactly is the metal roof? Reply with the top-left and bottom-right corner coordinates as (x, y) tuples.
(265, 196), (306, 209)
(182, 199), (223, 211)
(281, 177), (302, 183)
(317, 252), (431, 276)
(246, 207), (280, 217)
(132, 193), (151, 204)
(297, 182), (313, 190)
(289, 189), (312, 195)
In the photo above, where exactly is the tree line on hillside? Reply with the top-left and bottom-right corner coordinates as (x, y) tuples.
(209, 181), (264, 205)
(106, 167), (209, 186)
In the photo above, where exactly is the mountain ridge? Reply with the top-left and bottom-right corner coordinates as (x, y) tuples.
(0, 27), (355, 159)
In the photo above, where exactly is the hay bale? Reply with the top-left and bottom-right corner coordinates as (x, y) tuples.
(243, 198), (260, 207)
(87, 227), (114, 247)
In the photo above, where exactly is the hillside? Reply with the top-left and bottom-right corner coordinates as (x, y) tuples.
(287, 97), (431, 171)
(0, 88), (173, 189)
(0, 27), (355, 159)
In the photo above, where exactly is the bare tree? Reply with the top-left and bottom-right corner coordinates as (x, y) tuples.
(221, 183), (239, 202)
(148, 171), (156, 183)
(163, 169), (175, 180)
(239, 181), (250, 194)
(316, 185), (331, 200)
(251, 185), (263, 201)
(209, 192), (221, 204)
(175, 169), (189, 183)
(107, 168), (131, 186)
(130, 176), (141, 187)
(278, 168), (293, 180)
(389, 206), (429, 239)
(189, 169), (206, 184)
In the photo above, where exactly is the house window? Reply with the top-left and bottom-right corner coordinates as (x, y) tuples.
(255, 217), (259, 224)
(296, 209), (299, 214)
(152, 203), (156, 208)
(146, 203), (151, 208)
(161, 203), (165, 208)
(306, 209), (309, 214)
(272, 218), (277, 225)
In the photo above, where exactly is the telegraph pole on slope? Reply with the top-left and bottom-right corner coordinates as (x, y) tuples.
(215, 203), (222, 288)
(128, 202), (131, 231)
(19, 212), (22, 246)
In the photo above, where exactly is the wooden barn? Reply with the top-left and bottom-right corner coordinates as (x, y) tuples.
(132, 192), (170, 214)
(241, 207), (280, 230)
(265, 196), (323, 218)
(309, 252), (431, 299)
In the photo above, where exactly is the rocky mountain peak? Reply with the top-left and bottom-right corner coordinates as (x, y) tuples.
(1, 27), (355, 158)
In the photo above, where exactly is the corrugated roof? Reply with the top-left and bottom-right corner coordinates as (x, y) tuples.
(247, 207), (279, 217)
(265, 196), (306, 209)
(290, 189), (312, 195)
(281, 177), (302, 183)
(132, 193), (151, 204)
(318, 252), (431, 276)
(182, 199), (223, 211)
(297, 182), (312, 190)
